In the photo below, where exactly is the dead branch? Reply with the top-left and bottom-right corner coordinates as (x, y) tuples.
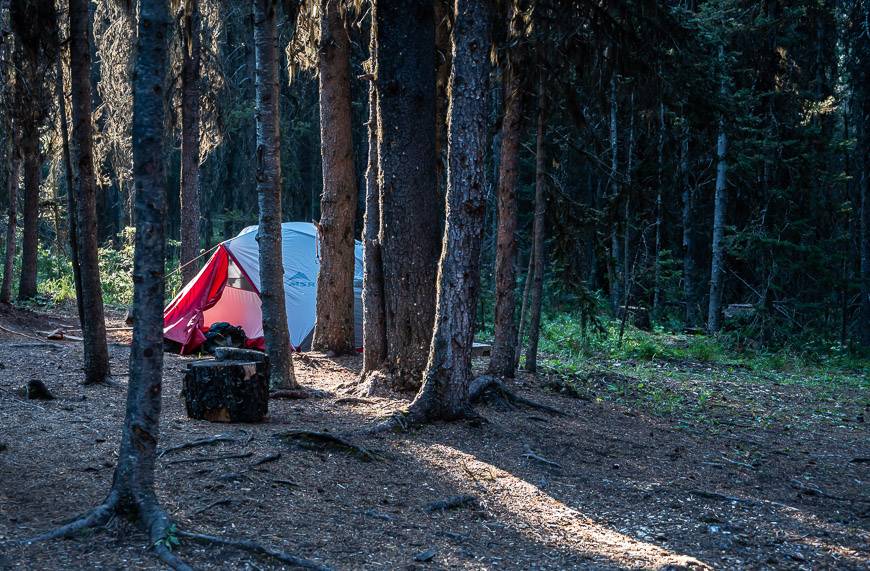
(193, 498), (231, 515)
(275, 430), (379, 461)
(167, 452), (253, 465)
(522, 446), (562, 469)
(176, 530), (331, 570)
(251, 452), (281, 466)
(158, 434), (238, 458)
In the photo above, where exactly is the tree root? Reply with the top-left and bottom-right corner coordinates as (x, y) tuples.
(469, 375), (566, 417)
(158, 433), (239, 458)
(177, 530), (331, 570)
(275, 430), (380, 461)
(11, 494), (328, 571)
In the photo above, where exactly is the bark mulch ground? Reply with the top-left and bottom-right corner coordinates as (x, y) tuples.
(0, 306), (867, 570)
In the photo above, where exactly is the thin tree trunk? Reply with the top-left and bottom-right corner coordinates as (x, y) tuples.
(69, 0), (110, 384)
(707, 118), (728, 333)
(858, 15), (870, 348)
(608, 71), (622, 312)
(180, 0), (202, 284)
(408, 0), (491, 421)
(254, 0), (296, 389)
(55, 47), (85, 326)
(1, 154), (17, 304)
(361, 20), (386, 373)
(622, 90), (635, 314)
(653, 100), (665, 315)
(17, 122), (39, 301)
(374, 0), (440, 391)
(524, 81), (547, 373)
(488, 57), (523, 378)
(680, 118), (697, 327)
(514, 245), (533, 370)
(312, 0), (358, 355)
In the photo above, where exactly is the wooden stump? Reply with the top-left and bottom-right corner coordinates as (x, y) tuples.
(182, 360), (268, 423)
(212, 347), (270, 377)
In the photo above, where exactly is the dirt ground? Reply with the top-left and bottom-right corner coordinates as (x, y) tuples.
(0, 305), (867, 570)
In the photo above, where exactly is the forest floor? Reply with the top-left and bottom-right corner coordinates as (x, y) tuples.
(0, 304), (868, 570)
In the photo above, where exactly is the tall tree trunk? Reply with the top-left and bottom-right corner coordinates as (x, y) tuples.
(69, 0), (110, 384)
(179, 0), (202, 284)
(514, 246), (533, 370)
(1, 153), (17, 304)
(524, 81), (547, 373)
(707, 118), (728, 333)
(17, 120), (39, 301)
(312, 0), (358, 355)
(653, 100), (665, 315)
(488, 58), (523, 378)
(680, 118), (697, 327)
(55, 47), (85, 326)
(408, 0), (491, 421)
(361, 22), (387, 373)
(857, 9), (870, 349)
(373, 0), (440, 391)
(608, 71), (622, 312)
(254, 0), (297, 389)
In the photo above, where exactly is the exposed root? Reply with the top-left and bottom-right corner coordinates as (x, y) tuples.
(177, 530), (332, 570)
(470, 375), (566, 417)
(158, 433), (238, 458)
(17, 499), (116, 544)
(275, 430), (380, 461)
(347, 370), (399, 398)
(271, 388), (330, 400)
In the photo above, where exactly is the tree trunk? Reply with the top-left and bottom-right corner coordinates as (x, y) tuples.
(254, 0), (297, 389)
(55, 48), (85, 326)
(17, 121), (38, 301)
(434, 0), (451, 192)
(407, 0), (491, 422)
(858, 16), (870, 348)
(707, 118), (728, 333)
(608, 71), (622, 312)
(374, 0), (440, 391)
(524, 82), (547, 373)
(1, 153), (17, 304)
(514, 246), (533, 370)
(180, 0), (202, 284)
(312, 0), (358, 355)
(488, 57), (523, 379)
(361, 21), (387, 373)
(69, 0), (111, 384)
(653, 100), (665, 315)
(680, 118), (697, 327)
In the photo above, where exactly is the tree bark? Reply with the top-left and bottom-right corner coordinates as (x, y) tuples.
(653, 100), (665, 315)
(55, 46), (85, 327)
(680, 117), (697, 327)
(514, 246), (533, 370)
(1, 153), (17, 304)
(608, 71), (622, 312)
(374, 0), (440, 391)
(361, 19), (387, 374)
(524, 81), (547, 373)
(254, 0), (297, 389)
(407, 0), (491, 422)
(434, 0), (451, 192)
(312, 0), (358, 355)
(707, 118), (728, 333)
(17, 119), (38, 301)
(69, 0), (111, 384)
(488, 57), (523, 378)
(180, 0), (202, 285)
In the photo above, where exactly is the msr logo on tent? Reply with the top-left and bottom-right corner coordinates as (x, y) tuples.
(287, 271), (315, 287)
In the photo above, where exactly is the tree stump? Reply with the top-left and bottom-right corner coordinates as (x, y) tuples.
(212, 347), (270, 377)
(182, 361), (268, 423)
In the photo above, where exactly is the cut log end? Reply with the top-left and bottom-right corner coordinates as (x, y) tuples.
(183, 360), (268, 423)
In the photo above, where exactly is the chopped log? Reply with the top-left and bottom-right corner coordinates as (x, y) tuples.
(183, 361), (268, 423)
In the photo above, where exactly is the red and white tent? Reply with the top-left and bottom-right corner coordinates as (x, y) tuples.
(163, 222), (363, 354)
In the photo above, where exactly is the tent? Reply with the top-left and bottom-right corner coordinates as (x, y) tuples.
(163, 222), (363, 354)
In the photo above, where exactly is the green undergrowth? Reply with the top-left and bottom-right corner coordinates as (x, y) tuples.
(532, 312), (869, 428)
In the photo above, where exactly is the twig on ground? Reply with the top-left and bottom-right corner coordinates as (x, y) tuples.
(252, 452), (281, 466)
(522, 446), (562, 469)
(167, 452), (253, 465)
(193, 498), (231, 515)
(158, 434), (238, 458)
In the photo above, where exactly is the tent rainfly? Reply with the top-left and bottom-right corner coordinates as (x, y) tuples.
(163, 222), (363, 354)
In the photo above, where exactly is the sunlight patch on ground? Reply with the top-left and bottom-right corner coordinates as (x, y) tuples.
(412, 442), (712, 570)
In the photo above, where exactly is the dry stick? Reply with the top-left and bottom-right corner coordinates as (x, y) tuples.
(0, 324), (61, 344)
(522, 446), (562, 469)
(176, 530), (331, 571)
(158, 434), (238, 458)
(193, 498), (231, 515)
(514, 247), (535, 371)
(167, 452), (253, 465)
